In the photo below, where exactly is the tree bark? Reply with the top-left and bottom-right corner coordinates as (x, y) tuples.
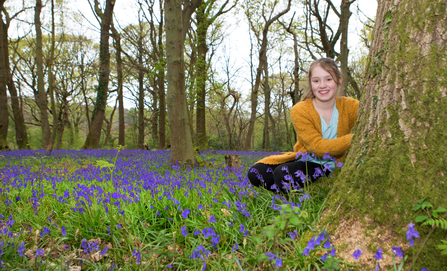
(111, 27), (125, 147)
(0, 0), (8, 149)
(34, 0), (51, 149)
(83, 0), (115, 149)
(137, 10), (145, 150)
(338, 0), (352, 96)
(326, 1), (447, 270)
(165, 0), (201, 163)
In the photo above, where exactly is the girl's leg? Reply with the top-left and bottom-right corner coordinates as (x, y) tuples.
(273, 161), (328, 192)
(247, 163), (280, 192)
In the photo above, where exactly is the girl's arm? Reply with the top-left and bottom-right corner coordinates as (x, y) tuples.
(291, 105), (352, 157)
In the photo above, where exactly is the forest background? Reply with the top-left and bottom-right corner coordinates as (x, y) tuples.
(0, 0), (376, 152)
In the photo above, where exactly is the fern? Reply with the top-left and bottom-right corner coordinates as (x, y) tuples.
(422, 218), (447, 230)
(437, 240), (447, 255)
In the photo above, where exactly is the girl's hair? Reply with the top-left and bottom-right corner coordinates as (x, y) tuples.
(303, 58), (342, 100)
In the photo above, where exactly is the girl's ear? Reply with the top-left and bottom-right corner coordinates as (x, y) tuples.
(338, 77), (343, 86)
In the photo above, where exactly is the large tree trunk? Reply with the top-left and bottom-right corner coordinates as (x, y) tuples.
(0, 0), (8, 150)
(3, 3), (31, 149)
(49, 0), (58, 148)
(326, 1), (447, 270)
(83, 0), (115, 149)
(35, 0), (51, 149)
(165, 0), (200, 163)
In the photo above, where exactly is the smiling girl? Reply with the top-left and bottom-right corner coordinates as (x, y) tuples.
(247, 58), (359, 193)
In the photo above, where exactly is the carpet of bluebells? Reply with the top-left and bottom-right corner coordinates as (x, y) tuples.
(0, 150), (430, 270)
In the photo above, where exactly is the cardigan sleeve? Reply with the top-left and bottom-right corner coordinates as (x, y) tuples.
(291, 102), (353, 157)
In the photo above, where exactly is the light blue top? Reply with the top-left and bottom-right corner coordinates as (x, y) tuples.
(298, 101), (338, 171)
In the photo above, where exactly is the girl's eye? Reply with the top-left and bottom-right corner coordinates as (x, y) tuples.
(327, 78), (332, 81)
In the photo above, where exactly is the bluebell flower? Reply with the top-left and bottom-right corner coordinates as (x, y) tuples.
(353, 249), (362, 260)
(391, 246), (403, 258)
(208, 215), (217, 223)
(232, 243), (239, 251)
(17, 242), (25, 257)
(35, 248), (45, 258)
(420, 268), (431, 271)
(100, 247), (109, 256)
(265, 252), (276, 260)
(321, 254), (328, 262)
(406, 223), (419, 246)
(375, 261), (380, 271)
(275, 258), (283, 267)
(132, 249), (141, 264)
(61, 225), (66, 236)
(181, 226), (187, 237)
(181, 209), (190, 219)
(374, 248), (383, 260)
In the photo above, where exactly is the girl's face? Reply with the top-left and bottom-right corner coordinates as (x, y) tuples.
(310, 66), (340, 104)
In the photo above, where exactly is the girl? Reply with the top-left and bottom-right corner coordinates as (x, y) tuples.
(247, 58), (359, 193)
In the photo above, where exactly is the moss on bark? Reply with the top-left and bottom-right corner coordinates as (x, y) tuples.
(324, 0), (447, 269)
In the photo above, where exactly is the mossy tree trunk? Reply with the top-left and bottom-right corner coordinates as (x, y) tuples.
(326, 0), (447, 270)
(83, 0), (115, 149)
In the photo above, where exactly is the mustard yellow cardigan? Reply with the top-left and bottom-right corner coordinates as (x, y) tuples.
(257, 97), (359, 165)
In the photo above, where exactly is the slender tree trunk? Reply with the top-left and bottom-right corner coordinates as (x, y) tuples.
(103, 98), (117, 147)
(80, 58), (91, 131)
(339, 0), (351, 96)
(137, 18), (145, 149)
(326, 1), (447, 270)
(83, 0), (115, 149)
(112, 27), (125, 147)
(263, 68), (270, 151)
(165, 0), (201, 163)
(55, 97), (69, 150)
(195, 3), (208, 150)
(49, 0), (58, 147)
(35, 0), (51, 149)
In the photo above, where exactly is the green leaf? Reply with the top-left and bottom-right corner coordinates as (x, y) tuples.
(279, 220), (287, 230)
(417, 198), (426, 204)
(265, 228), (276, 239)
(289, 215), (299, 226)
(96, 160), (115, 169)
(415, 216), (428, 223)
(421, 202), (433, 210)
(412, 204), (421, 211)
(433, 207), (447, 213)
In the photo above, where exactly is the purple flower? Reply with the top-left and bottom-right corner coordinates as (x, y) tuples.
(208, 216), (217, 223)
(17, 242), (25, 257)
(321, 254), (328, 262)
(275, 258), (283, 267)
(313, 168), (324, 179)
(194, 229), (200, 237)
(181, 209), (190, 219)
(391, 246), (403, 258)
(420, 268), (431, 271)
(35, 248), (45, 258)
(353, 249), (362, 260)
(116, 223), (123, 229)
(374, 248), (383, 260)
(181, 226), (187, 237)
(406, 223), (419, 246)
(100, 247), (109, 256)
(323, 240), (331, 249)
(323, 164), (332, 172)
(61, 225), (66, 236)
(265, 252), (276, 260)
(329, 248), (336, 256)
(375, 261), (380, 271)
(287, 230), (297, 240)
(239, 224), (245, 233)
(323, 152), (331, 160)
(132, 249), (141, 264)
(266, 167), (273, 173)
(232, 243), (239, 251)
